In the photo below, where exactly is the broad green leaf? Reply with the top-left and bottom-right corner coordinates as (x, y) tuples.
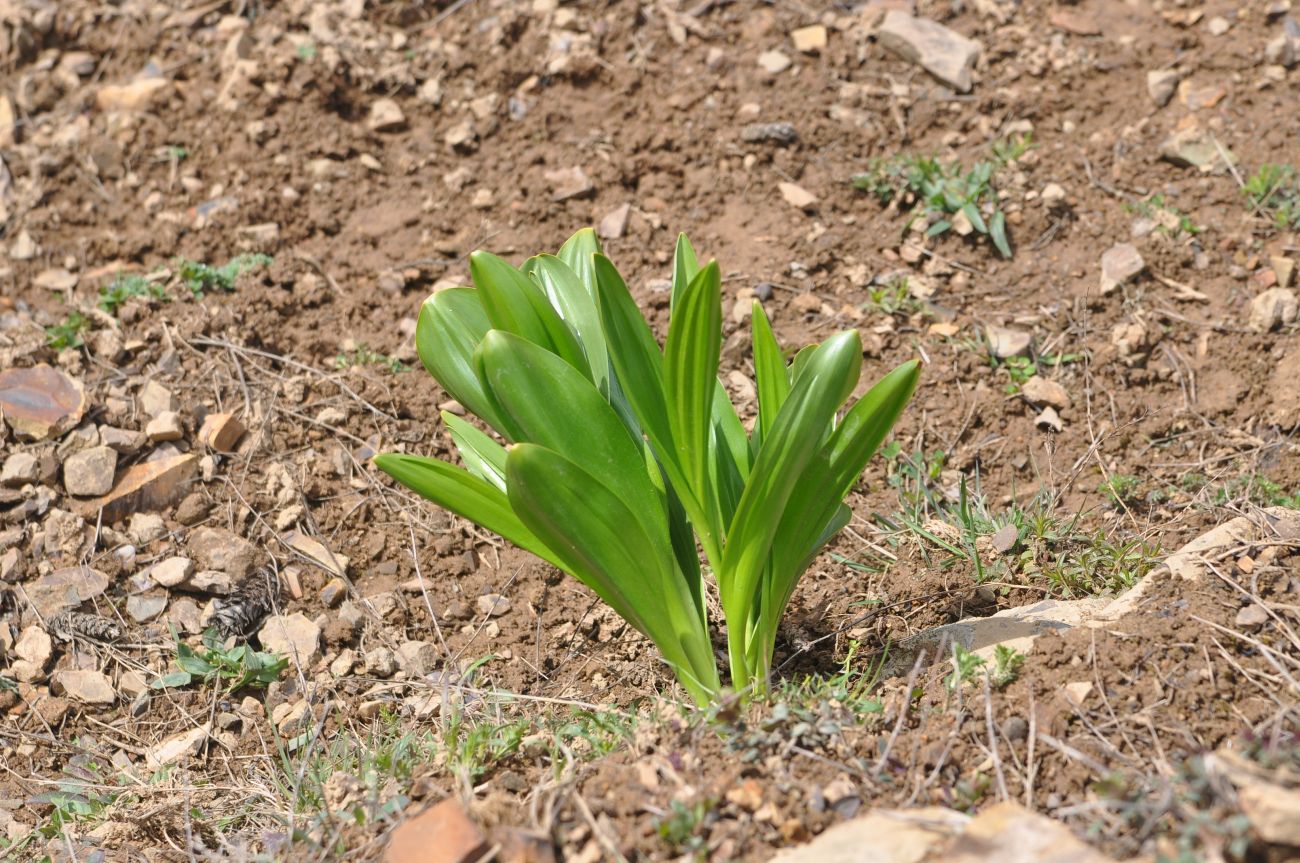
(372, 453), (565, 570)
(473, 330), (668, 542)
(443, 411), (507, 491)
(506, 444), (718, 704)
(664, 261), (722, 531)
(962, 202), (988, 235)
(527, 255), (609, 396)
(415, 289), (507, 434)
(750, 301), (789, 444)
(670, 233), (700, 314)
(470, 251), (591, 379)
(152, 671), (193, 690)
(720, 330), (862, 685)
(557, 228), (601, 296)
(827, 360), (921, 488)
(710, 381), (750, 527)
(926, 219), (951, 237)
(990, 211), (1011, 258)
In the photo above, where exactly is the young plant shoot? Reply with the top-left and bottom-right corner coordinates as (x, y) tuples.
(375, 230), (919, 705)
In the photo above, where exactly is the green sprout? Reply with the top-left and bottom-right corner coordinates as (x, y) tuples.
(1123, 194), (1202, 237)
(335, 344), (410, 374)
(98, 273), (166, 314)
(374, 229), (921, 705)
(179, 253), (272, 299)
(45, 311), (90, 350)
(1243, 164), (1300, 230)
(947, 643), (986, 691)
(990, 644), (1025, 688)
(852, 135), (1033, 258)
(152, 626), (287, 692)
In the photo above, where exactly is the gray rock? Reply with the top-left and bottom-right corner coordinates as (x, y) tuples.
(257, 612), (322, 666)
(1146, 69), (1181, 107)
(1, 452), (39, 487)
(190, 570), (233, 595)
(741, 122), (798, 145)
(188, 526), (258, 577)
(127, 593), (168, 622)
(1248, 288), (1298, 331)
(63, 446), (117, 497)
(1100, 243), (1146, 294)
(100, 426), (146, 454)
(26, 566), (110, 617)
(396, 641), (439, 676)
(477, 593), (511, 617)
(365, 647), (398, 678)
(149, 556), (194, 588)
(366, 98), (406, 132)
(876, 11), (982, 93)
(985, 325), (1032, 358)
(137, 381), (174, 417)
(757, 50), (792, 74)
(15, 626), (52, 667)
(128, 512), (167, 546)
(55, 669), (116, 705)
(145, 411), (184, 443)
(1020, 376), (1071, 410)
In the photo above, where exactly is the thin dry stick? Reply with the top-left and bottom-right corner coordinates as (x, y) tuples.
(875, 649), (926, 776)
(1036, 731), (1110, 776)
(982, 676), (1009, 802)
(1025, 691), (1038, 809)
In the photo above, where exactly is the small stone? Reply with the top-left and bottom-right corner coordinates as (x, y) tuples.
(1020, 376), (1071, 410)
(190, 570), (233, 594)
(1147, 69), (1181, 107)
(96, 78), (169, 112)
(34, 269), (78, 291)
(330, 649), (357, 677)
(1235, 604), (1270, 627)
(384, 799), (488, 863)
(757, 50), (793, 74)
(1063, 680), (1093, 707)
(2, 452), (40, 487)
(726, 778), (766, 812)
(1099, 243), (1145, 294)
(544, 167), (594, 202)
(755, 282), (774, 302)
(1248, 288), (1298, 331)
(149, 556), (194, 588)
(15, 626), (52, 667)
(990, 524), (1018, 555)
(876, 11), (982, 93)
(985, 325), (1031, 358)
(779, 182), (817, 209)
(54, 669), (116, 705)
(190, 527), (258, 578)
(1159, 127), (1235, 170)
(198, 412), (245, 452)
(316, 406), (347, 427)
(321, 577), (348, 608)
(470, 188), (494, 209)
(257, 613), (322, 666)
(71, 453), (200, 521)
(146, 411), (184, 443)
(365, 647), (398, 678)
(1272, 256), (1296, 289)
(418, 77), (443, 106)
(8, 230), (38, 261)
(396, 641), (439, 676)
(366, 98), (406, 132)
(1206, 15), (1231, 35)
(128, 512), (166, 545)
(138, 381), (174, 417)
(26, 566), (110, 617)
(477, 593), (511, 617)
(174, 492), (210, 525)
(1040, 183), (1066, 207)
(445, 120), (477, 152)
(0, 365), (88, 442)
(126, 593), (168, 622)
(598, 203), (631, 240)
(100, 426), (146, 454)
(740, 122), (798, 145)
(1035, 407), (1064, 433)
(790, 25), (828, 53)
(283, 530), (349, 577)
(63, 446), (118, 497)
(146, 724), (210, 768)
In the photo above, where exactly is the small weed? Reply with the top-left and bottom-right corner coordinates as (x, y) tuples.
(769, 640), (885, 721)
(862, 277), (924, 317)
(1213, 474), (1300, 509)
(990, 644), (1025, 688)
(179, 253), (272, 299)
(986, 345), (1083, 394)
(852, 135), (1033, 258)
(1123, 194), (1202, 238)
(656, 797), (716, 857)
(27, 752), (125, 845)
(296, 41), (318, 61)
(953, 771), (992, 812)
(1099, 474), (1142, 506)
(45, 311), (90, 350)
(152, 626), (287, 692)
(947, 643), (986, 691)
(98, 273), (166, 314)
(1243, 163), (1300, 230)
(335, 344), (410, 373)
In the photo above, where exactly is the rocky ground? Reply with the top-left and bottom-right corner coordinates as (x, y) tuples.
(1, 0), (1299, 861)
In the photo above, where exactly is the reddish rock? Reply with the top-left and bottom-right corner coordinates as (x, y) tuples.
(384, 799), (487, 863)
(70, 453), (198, 523)
(198, 412), (246, 452)
(0, 365), (87, 442)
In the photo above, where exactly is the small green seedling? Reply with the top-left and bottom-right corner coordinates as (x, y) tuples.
(335, 343), (409, 373)
(852, 135), (1032, 258)
(990, 644), (1025, 688)
(98, 273), (166, 314)
(1123, 194), (1202, 237)
(152, 626), (287, 692)
(45, 311), (90, 350)
(179, 253), (272, 299)
(947, 642), (986, 691)
(1243, 164), (1300, 230)
(376, 229), (920, 705)
(657, 797), (716, 856)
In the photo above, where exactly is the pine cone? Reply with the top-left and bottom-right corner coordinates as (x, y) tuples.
(211, 567), (281, 638)
(48, 611), (123, 643)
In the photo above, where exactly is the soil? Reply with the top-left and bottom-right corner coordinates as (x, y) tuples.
(1, 0), (1298, 861)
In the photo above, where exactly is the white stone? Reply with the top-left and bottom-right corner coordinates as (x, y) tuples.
(876, 12), (982, 93)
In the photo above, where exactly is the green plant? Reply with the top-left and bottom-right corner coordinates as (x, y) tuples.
(179, 253), (272, 298)
(375, 230), (920, 705)
(1243, 163), (1300, 229)
(656, 797), (716, 856)
(1213, 473), (1300, 508)
(1124, 194), (1202, 237)
(946, 643), (986, 691)
(152, 626), (287, 692)
(335, 343), (409, 373)
(863, 277), (923, 317)
(852, 135), (1032, 258)
(98, 273), (166, 314)
(1099, 474), (1141, 505)
(45, 311), (90, 350)
(990, 644), (1024, 688)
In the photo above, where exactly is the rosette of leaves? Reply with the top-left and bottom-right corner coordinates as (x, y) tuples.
(375, 230), (919, 705)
